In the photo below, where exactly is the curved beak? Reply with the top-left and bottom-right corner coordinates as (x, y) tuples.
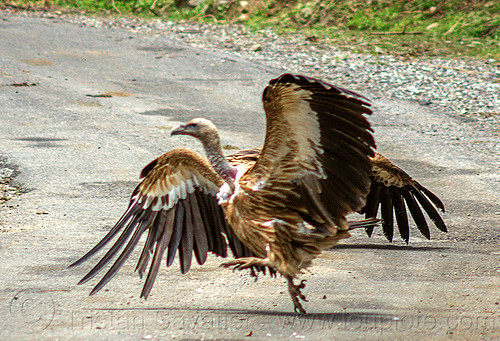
(170, 124), (185, 136)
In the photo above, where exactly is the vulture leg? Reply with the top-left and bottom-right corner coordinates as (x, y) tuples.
(286, 276), (308, 314)
(220, 257), (271, 273)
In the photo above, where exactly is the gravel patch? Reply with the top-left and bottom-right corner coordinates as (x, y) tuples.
(0, 158), (18, 204)
(19, 12), (497, 123)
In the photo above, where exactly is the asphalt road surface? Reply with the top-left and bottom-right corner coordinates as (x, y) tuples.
(0, 13), (498, 340)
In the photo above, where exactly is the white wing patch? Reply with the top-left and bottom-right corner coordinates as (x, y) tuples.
(137, 170), (220, 212)
(278, 84), (325, 178)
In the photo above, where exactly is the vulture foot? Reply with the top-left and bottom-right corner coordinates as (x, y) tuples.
(221, 257), (270, 273)
(286, 276), (308, 314)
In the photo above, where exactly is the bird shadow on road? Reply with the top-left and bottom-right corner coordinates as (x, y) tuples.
(333, 243), (450, 252)
(104, 306), (395, 323)
(213, 308), (395, 323)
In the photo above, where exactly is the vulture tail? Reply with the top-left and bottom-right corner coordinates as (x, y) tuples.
(348, 218), (381, 230)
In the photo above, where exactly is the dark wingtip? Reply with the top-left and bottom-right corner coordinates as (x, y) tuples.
(415, 182), (446, 213)
(410, 186), (448, 233)
(140, 158), (158, 179)
(67, 260), (81, 269)
(365, 227), (374, 237)
(89, 286), (100, 296)
(67, 251), (98, 270)
(77, 274), (93, 286)
(269, 73), (297, 85)
(140, 290), (150, 300)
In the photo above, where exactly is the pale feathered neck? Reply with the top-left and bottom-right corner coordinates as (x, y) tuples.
(198, 129), (237, 188)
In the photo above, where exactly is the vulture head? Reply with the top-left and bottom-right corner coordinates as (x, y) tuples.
(171, 118), (218, 141)
(171, 118), (238, 185)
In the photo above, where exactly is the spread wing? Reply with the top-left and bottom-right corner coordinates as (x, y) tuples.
(239, 73), (376, 231)
(69, 148), (271, 299)
(227, 147), (447, 243)
(361, 152), (447, 243)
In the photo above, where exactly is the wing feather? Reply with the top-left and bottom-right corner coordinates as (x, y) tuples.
(239, 73), (375, 231)
(141, 210), (174, 299)
(136, 209), (170, 278)
(391, 187), (410, 243)
(179, 200), (194, 274)
(362, 152), (446, 242)
(362, 181), (381, 237)
(415, 183), (446, 213)
(68, 203), (143, 268)
(89, 212), (156, 296)
(194, 190), (217, 253)
(206, 192), (229, 257)
(71, 148), (267, 298)
(401, 190), (431, 239)
(380, 187), (394, 242)
(167, 199), (185, 266)
(189, 193), (210, 265)
(78, 213), (142, 285)
(410, 187), (447, 233)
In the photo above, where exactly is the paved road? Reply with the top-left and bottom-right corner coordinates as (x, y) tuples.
(0, 13), (498, 340)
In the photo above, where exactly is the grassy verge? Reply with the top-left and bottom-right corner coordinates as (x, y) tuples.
(2, 0), (499, 60)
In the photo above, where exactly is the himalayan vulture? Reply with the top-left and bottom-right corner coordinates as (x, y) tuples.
(70, 74), (446, 314)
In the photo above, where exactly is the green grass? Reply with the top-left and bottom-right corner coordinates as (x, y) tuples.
(4, 0), (499, 60)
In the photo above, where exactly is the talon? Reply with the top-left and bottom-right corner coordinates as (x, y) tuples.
(286, 276), (308, 314)
(220, 261), (236, 268)
(294, 304), (306, 314)
(249, 268), (259, 281)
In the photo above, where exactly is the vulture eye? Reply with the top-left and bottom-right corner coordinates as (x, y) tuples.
(186, 123), (197, 129)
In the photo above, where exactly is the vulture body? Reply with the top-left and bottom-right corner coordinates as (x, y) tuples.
(70, 74), (446, 314)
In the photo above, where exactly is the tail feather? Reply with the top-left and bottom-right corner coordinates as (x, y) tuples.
(348, 218), (381, 230)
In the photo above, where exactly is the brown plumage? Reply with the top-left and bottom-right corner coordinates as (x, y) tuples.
(70, 74), (446, 314)
(215, 148), (447, 244)
(225, 148), (447, 244)
(361, 152), (447, 243)
(70, 148), (274, 299)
